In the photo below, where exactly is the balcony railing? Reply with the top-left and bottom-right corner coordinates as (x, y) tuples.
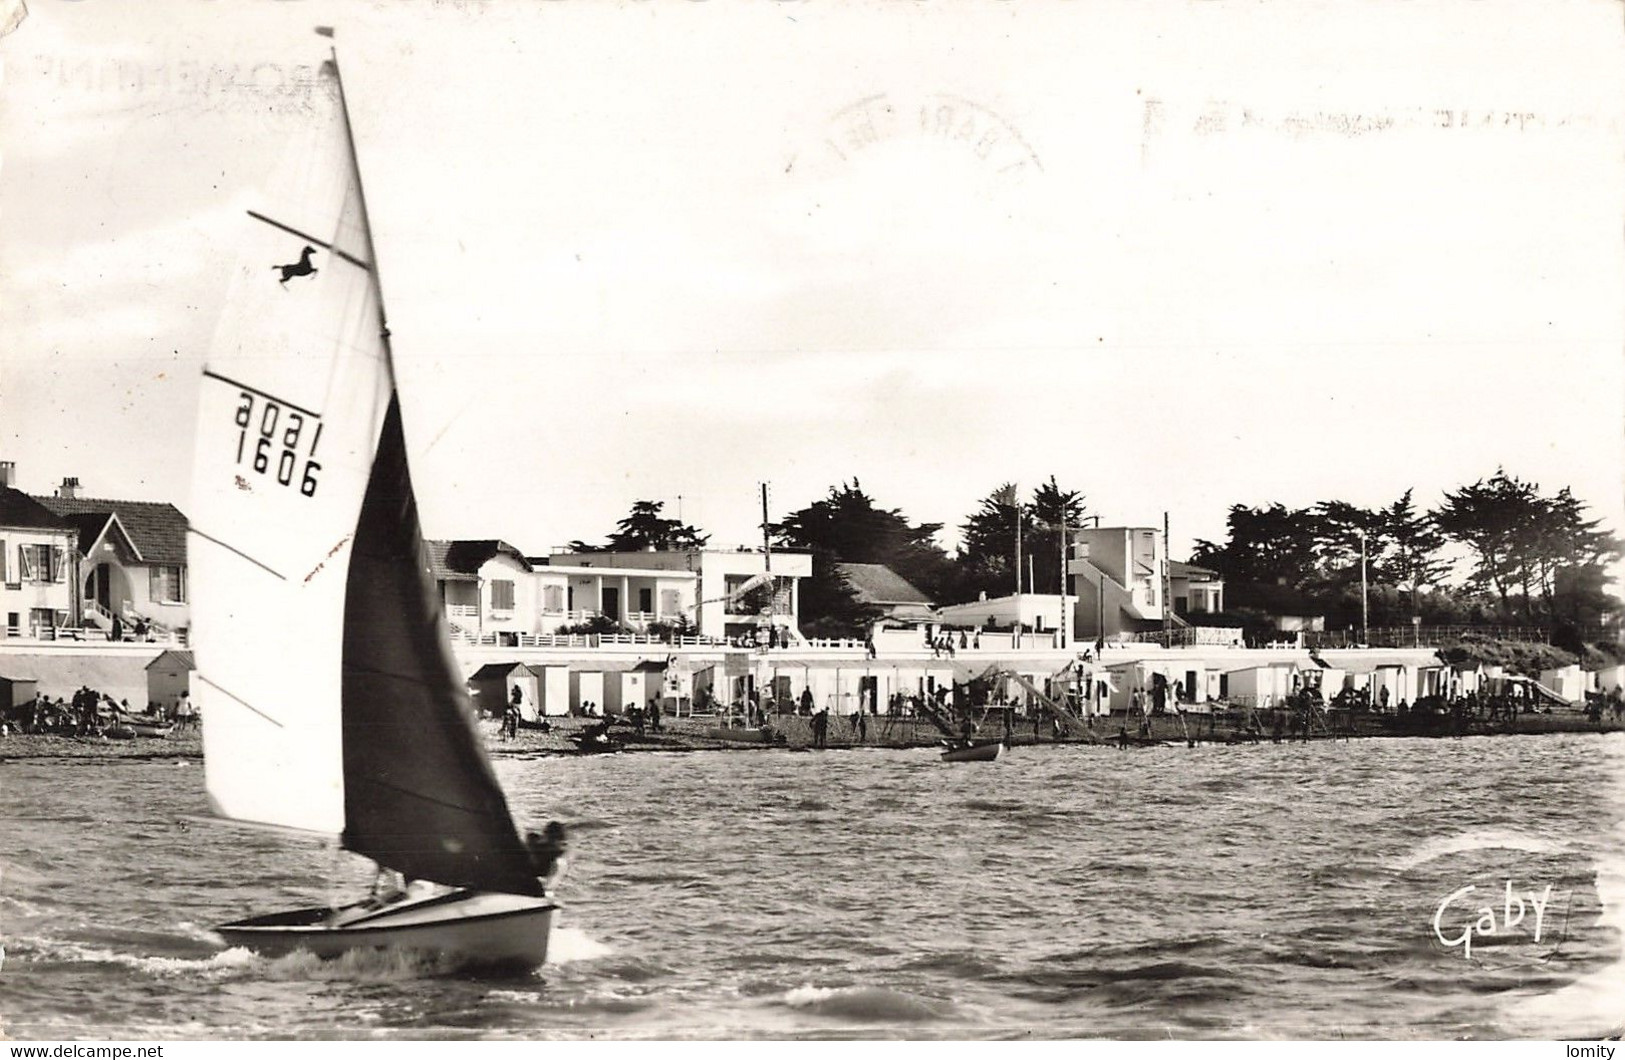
(446, 629), (733, 649)
(3, 623), (188, 646)
(1304, 626), (1553, 650)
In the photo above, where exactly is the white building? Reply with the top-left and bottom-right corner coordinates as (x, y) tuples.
(427, 539), (540, 642)
(531, 562), (698, 634)
(0, 482), (78, 638)
(537, 547), (812, 641)
(1068, 526), (1165, 642)
(934, 592), (1073, 640)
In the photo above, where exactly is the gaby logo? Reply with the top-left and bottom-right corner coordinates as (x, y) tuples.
(273, 245), (318, 286)
(1433, 880), (1552, 959)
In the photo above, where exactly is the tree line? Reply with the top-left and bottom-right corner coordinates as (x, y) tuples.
(566, 469), (1621, 645)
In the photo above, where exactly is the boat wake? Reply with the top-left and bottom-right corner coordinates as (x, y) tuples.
(546, 925), (613, 964)
(7, 936), (260, 978)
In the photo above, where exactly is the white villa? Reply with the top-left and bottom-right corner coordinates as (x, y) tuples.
(426, 541), (813, 643)
(535, 546), (813, 641)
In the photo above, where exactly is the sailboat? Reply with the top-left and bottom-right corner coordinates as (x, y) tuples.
(188, 42), (557, 970)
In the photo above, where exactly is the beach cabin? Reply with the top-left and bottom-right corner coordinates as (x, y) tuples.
(530, 664), (570, 717)
(570, 670), (605, 715)
(605, 660), (666, 716)
(0, 674), (37, 709)
(466, 662), (539, 721)
(144, 649), (194, 713)
(1222, 661), (1301, 709)
(1446, 662), (1483, 699)
(1538, 665), (1585, 705)
(1076, 668), (1115, 716)
(1589, 664), (1625, 695)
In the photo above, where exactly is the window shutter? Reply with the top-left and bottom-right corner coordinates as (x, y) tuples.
(150, 566), (160, 599)
(51, 545), (66, 582)
(19, 545), (35, 581)
(0, 538), (7, 583)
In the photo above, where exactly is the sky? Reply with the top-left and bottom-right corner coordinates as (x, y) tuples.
(3, 0), (1623, 567)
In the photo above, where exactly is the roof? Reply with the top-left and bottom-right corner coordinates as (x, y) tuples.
(425, 539), (533, 581)
(1314, 651), (1445, 674)
(1223, 660), (1308, 674)
(538, 563), (696, 580)
(0, 487), (73, 533)
(62, 511), (143, 561)
(35, 495), (188, 566)
(144, 649), (195, 671)
(834, 562), (934, 606)
(1169, 560), (1220, 579)
(467, 662), (526, 680)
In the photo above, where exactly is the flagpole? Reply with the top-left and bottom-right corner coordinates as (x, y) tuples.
(1014, 482), (1022, 598)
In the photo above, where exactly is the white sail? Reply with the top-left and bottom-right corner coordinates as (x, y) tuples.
(190, 65), (392, 835)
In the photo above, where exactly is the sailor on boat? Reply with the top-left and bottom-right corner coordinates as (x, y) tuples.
(525, 821), (571, 895)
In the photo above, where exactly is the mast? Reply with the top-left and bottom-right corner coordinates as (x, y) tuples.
(324, 36), (396, 386)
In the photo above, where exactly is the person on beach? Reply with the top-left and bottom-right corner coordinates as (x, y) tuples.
(650, 697), (662, 732)
(812, 707), (828, 748)
(800, 687), (814, 716)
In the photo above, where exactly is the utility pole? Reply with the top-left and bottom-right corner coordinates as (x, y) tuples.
(1013, 482), (1022, 599)
(1357, 528), (1369, 646)
(1059, 510), (1069, 642)
(761, 483), (771, 574)
(1162, 511), (1172, 645)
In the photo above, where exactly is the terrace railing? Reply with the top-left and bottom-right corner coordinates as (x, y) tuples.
(1304, 626), (1552, 650)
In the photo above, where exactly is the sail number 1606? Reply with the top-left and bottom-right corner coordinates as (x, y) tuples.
(235, 392), (322, 496)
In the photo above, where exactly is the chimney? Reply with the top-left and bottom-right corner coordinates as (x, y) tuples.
(57, 476), (80, 499)
(0, 461), (13, 489)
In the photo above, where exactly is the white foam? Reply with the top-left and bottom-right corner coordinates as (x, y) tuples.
(546, 925), (613, 964)
(782, 984), (838, 1007)
(23, 938), (259, 977)
(1391, 828), (1566, 872)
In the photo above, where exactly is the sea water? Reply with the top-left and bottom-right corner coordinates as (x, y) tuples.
(2, 733), (1621, 1040)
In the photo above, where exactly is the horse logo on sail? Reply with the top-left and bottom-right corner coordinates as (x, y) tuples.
(273, 246), (319, 286)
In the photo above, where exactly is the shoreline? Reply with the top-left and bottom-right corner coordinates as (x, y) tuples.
(3, 710), (1620, 762)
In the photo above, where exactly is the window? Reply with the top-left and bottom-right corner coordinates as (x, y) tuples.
(660, 589), (681, 616)
(18, 544), (64, 584)
(490, 579), (515, 612)
(542, 584), (565, 612)
(149, 565), (186, 603)
(638, 588), (653, 613)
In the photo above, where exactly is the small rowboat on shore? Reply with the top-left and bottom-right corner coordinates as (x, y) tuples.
(940, 739), (1003, 763)
(105, 714), (176, 739)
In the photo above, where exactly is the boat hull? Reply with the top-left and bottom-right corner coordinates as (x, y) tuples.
(216, 888), (558, 971)
(941, 740), (1003, 763)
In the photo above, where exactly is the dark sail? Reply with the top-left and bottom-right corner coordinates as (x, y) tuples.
(341, 396), (543, 896)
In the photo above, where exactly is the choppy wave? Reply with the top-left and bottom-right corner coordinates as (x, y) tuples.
(779, 985), (954, 1022)
(1391, 828), (1568, 872)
